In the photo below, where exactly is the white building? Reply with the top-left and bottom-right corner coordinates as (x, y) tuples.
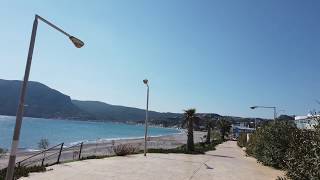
(295, 114), (319, 129)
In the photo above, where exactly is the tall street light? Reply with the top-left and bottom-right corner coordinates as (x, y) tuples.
(5, 14), (84, 180)
(143, 79), (149, 156)
(250, 106), (277, 121)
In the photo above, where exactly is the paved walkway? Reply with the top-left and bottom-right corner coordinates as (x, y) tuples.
(21, 141), (284, 180)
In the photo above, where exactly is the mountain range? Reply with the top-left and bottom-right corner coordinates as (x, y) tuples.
(0, 79), (180, 123)
(0, 79), (267, 126)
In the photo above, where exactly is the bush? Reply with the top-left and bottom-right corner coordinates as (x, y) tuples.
(237, 133), (248, 148)
(245, 121), (296, 169)
(211, 130), (221, 141)
(0, 148), (7, 159)
(0, 165), (46, 180)
(245, 132), (257, 156)
(148, 139), (223, 154)
(284, 128), (320, 180)
(0, 148), (5, 154)
(81, 155), (114, 160)
(113, 144), (137, 156)
(244, 120), (320, 180)
(38, 138), (49, 150)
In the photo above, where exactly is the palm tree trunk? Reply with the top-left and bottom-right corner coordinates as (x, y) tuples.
(187, 121), (194, 151)
(206, 127), (211, 144)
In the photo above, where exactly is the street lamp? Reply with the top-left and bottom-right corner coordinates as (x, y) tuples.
(5, 14), (84, 180)
(250, 106), (277, 121)
(143, 79), (149, 156)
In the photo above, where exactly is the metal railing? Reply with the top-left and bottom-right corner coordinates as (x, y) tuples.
(16, 142), (84, 168)
(1, 138), (184, 170)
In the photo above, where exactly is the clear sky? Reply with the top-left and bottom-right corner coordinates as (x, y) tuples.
(0, 0), (319, 118)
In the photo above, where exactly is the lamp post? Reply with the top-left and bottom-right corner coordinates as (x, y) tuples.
(5, 14), (84, 180)
(250, 106), (277, 121)
(143, 79), (149, 156)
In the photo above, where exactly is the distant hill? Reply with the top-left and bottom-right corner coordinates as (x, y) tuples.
(0, 79), (179, 122)
(0, 79), (269, 126)
(72, 100), (180, 122)
(0, 79), (93, 120)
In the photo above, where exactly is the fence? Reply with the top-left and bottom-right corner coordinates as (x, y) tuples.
(0, 135), (189, 170)
(16, 142), (84, 168)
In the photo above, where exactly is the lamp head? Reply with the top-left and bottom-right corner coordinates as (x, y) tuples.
(250, 106), (257, 109)
(143, 79), (148, 85)
(69, 36), (84, 48)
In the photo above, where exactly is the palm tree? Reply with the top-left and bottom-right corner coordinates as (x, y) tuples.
(204, 118), (216, 144)
(217, 118), (232, 141)
(182, 108), (200, 151)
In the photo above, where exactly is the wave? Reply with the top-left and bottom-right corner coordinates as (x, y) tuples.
(66, 130), (185, 147)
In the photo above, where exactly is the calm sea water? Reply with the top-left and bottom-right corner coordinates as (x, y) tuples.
(0, 116), (180, 150)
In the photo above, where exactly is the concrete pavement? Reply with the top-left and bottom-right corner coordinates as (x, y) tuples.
(21, 141), (284, 180)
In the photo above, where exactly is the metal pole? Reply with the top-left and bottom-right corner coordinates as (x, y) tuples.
(5, 17), (38, 180)
(78, 142), (83, 160)
(273, 107), (277, 121)
(57, 143), (64, 164)
(35, 15), (71, 37)
(144, 85), (149, 156)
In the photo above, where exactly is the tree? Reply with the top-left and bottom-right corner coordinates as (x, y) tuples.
(0, 147), (7, 158)
(182, 108), (200, 151)
(204, 117), (216, 144)
(38, 138), (49, 150)
(38, 138), (49, 160)
(217, 118), (231, 141)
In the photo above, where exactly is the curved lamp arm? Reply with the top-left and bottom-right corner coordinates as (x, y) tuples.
(36, 14), (84, 48)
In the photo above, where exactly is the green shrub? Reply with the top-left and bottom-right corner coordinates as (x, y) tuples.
(38, 138), (49, 150)
(237, 133), (248, 148)
(245, 132), (257, 156)
(244, 120), (320, 180)
(284, 128), (320, 180)
(245, 121), (297, 169)
(211, 130), (222, 141)
(113, 144), (137, 156)
(275, 176), (288, 180)
(0, 165), (46, 180)
(81, 154), (114, 160)
(148, 140), (222, 154)
(0, 148), (7, 159)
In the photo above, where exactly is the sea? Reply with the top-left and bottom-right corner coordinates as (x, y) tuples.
(0, 115), (180, 150)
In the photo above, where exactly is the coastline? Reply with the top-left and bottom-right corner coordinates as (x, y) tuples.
(0, 131), (206, 169)
(0, 115), (182, 150)
(17, 128), (185, 152)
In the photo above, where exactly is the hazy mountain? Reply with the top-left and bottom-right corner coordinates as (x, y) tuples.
(0, 79), (178, 122)
(0, 79), (267, 126)
(72, 100), (180, 122)
(0, 79), (93, 120)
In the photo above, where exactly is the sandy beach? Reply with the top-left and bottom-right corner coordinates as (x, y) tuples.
(0, 131), (207, 169)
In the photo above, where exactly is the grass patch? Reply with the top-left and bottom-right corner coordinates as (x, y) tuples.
(147, 140), (223, 154)
(0, 165), (46, 180)
(80, 154), (116, 160)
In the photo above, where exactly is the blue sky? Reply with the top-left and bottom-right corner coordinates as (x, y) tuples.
(0, 0), (319, 118)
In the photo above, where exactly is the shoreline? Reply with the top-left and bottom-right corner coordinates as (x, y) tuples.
(0, 115), (183, 151)
(18, 129), (185, 152)
(0, 131), (206, 169)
